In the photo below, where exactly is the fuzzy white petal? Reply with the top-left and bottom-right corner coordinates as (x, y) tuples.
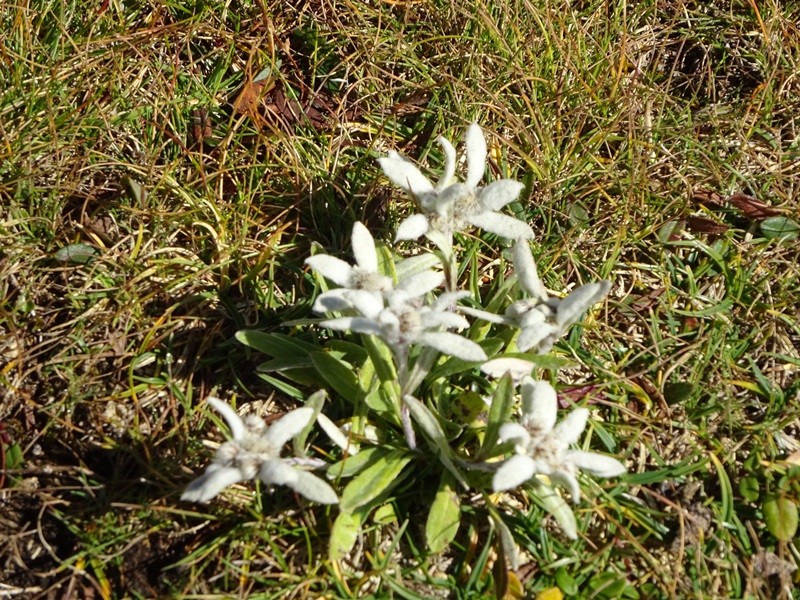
(481, 357), (536, 380)
(312, 290), (352, 313)
(516, 323), (558, 353)
(521, 378), (558, 433)
(460, 305), (510, 325)
(351, 221), (378, 273)
(420, 311), (470, 331)
(261, 461), (339, 504)
(181, 466), (245, 503)
(430, 291), (471, 312)
(264, 407), (314, 448)
(556, 281), (611, 327)
(551, 470), (582, 504)
(436, 135), (457, 191)
(498, 422), (530, 446)
(568, 451), (627, 477)
(493, 454), (537, 492)
(316, 413), (355, 453)
(468, 211), (534, 240)
(207, 397), (246, 440)
(513, 242), (548, 301)
(343, 290), (384, 320)
(305, 255), (354, 287)
(320, 316), (383, 336)
(378, 155), (435, 195)
(416, 331), (487, 362)
(478, 180), (524, 211)
(397, 269), (444, 297)
(554, 408), (590, 446)
(395, 214), (430, 241)
(259, 459), (297, 487)
(289, 469), (340, 504)
(464, 123), (487, 188)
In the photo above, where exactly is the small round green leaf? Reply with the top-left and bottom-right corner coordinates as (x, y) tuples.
(53, 243), (98, 264)
(759, 216), (800, 240)
(739, 476), (760, 503)
(763, 495), (798, 541)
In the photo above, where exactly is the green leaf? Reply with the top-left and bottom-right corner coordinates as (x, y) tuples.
(487, 505), (519, 571)
(568, 200), (590, 228)
(310, 351), (362, 403)
(327, 446), (385, 479)
(236, 330), (318, 358)
(760, 216), (800, 240)
(426, 472), (461, 553)
(256, 372), (305, 400)
(4, 442), (23, 470)
(478, 372), (515, 460)
(339, 449), (412, 513)
(404, 396), (467, 488)
(663, 382), (695, 404)
(363, 383), (399, 417)
(361, 334), (397, 383)
(657, 220), (684, 244)
(430, 338), (504, 380)
(555, 567), (578, 595)
(293, 390), (326, 457)
(739, 476), (760, 503)
(326, 339), (369, 364)
(531, 480), (577, 539)
(763, 495), (798, 541)
(53, 243), (98, 264)
(329, 509), (365, 561)
(256, 356), (313, 372)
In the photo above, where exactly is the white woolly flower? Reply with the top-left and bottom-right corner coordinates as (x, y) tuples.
(463, 241), (611, 353)
(306, 221), (394, 313)
(181, 398), (338, 505)
(320, 290), (487, 363)
(307, 221), (444, 314)
(492, 378), (625, 502)
(378, 123), (534, 241)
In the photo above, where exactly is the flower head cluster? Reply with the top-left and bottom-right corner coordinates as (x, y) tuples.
(181, 398), (338, 505)
(307, 222), (486, 363)
(378, 123), (534, 242)
(492, 378), (625, 502)
(464, 241), (611, 354)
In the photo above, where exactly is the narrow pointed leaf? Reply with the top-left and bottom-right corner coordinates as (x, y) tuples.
(478, 372), (516, 459)
(531, 479), (578, 539)
(236, 330), (318, 358)
(294, 390), (327, 457)
(426, 472), (461, 553)
(339, 449), (412, 513)
(405, 395), (467, 488)
(310, 352), (362, 403)
(329, 509), (366, 561)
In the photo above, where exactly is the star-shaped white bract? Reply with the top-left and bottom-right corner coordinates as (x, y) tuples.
(181, 398), (338, 505)
(319, 289), (487, 363)
(378, 124), (534, 241)
(492, 378), (625, 502)
(463, 241), (611, 353)
(306, 221), (394, 314)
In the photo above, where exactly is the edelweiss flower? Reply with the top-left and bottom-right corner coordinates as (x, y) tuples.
(306, 221), (394, 313)
(307, 221), (446, 315)
(463, 242), (611, 353)
(378, 123), (534, 241)
(181, 398), (338, 504)
(320, 290), (487, 362)
(492, 378), (625, 502)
